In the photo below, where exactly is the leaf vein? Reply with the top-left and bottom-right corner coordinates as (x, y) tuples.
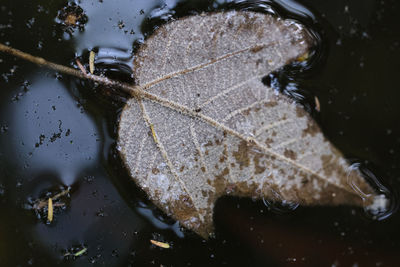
(142, 43), (274, 90)
(141, 92), (354, 194)
(139, 99), (202, 221)
(199, 75), (263, 109)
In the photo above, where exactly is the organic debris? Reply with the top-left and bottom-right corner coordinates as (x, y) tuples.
(315, 96), (321, 112)
(89, 51), (95, 74)
(32, 187), (70, 221)
(47, 198), (53, 222)
(56, 2), (88, 33)
(150, 240), (170, 249)
(76, 58), (87, 75)
(74, 247), (87, 257)
(63, 246), (87, 259)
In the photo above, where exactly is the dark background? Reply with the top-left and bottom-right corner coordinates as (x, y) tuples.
(1, 0), (399, 266)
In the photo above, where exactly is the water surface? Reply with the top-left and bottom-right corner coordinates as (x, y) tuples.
(1, 0), (400, 266)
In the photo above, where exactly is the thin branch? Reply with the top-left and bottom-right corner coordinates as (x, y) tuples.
(33, 187), (71, 210)
(0, 43), (185, 106)
(75, 58), (87, 75)
(0, 43), (84, 79)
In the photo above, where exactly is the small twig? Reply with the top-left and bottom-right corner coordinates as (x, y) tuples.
(0, 43), (84, 79)
(34, 187), (70, 210)
(75, 58), (87, 75)
(52, 187), (70, 200)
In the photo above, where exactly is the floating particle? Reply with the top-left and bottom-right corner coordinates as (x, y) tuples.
(56, 3), (88, 33)
(118, 20), (125, 29)
(47, 198), (53, 222)
(150, 240), (170, 249)
(89, 51), (95, 74)
(74, 247), (87, 257)
(315, 96), (321, 112)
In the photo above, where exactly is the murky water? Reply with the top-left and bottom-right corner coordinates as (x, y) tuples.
(1, 0), (400, 266)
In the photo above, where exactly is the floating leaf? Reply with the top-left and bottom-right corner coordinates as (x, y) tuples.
(118, 11), (382, 238)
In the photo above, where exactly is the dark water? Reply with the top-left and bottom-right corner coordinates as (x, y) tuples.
(1, 0), (400, 266)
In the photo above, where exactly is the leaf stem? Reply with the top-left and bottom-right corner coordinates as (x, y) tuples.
(0, 43), (136, 95)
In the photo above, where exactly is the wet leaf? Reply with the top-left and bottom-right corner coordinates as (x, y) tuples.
(118, 11), (379, 238)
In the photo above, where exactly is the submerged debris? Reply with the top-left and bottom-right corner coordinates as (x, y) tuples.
(31, 187), (70, 222)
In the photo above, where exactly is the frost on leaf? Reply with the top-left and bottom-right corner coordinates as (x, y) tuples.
(118, 11), (376, 238)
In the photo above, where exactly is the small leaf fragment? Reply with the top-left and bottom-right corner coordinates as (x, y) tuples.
(297, 52), (309, 62)
(89, 51), (95, 74)
(74, 247), (87, 257)
(150, 240), (170, 249)
(315, 96), (321, 112)
(47, 198), (53, 222)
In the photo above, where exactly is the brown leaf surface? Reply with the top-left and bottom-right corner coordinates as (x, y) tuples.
(118, 11), (376, 238)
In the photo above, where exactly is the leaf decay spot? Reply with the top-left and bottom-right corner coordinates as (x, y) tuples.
(284, 149), (297, 160)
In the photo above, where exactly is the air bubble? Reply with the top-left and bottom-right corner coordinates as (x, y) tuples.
(262, 189), (299, 214)
(346, 163), (397, 220)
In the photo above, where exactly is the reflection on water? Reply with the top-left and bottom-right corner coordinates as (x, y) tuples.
(8, 72), (100, 184)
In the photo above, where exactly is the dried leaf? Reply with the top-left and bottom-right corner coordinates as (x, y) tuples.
(150, 240), (170, 249)
(118, 11), (379, 238)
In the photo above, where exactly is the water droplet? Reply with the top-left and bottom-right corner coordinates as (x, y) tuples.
(262, 197), (299, 214)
